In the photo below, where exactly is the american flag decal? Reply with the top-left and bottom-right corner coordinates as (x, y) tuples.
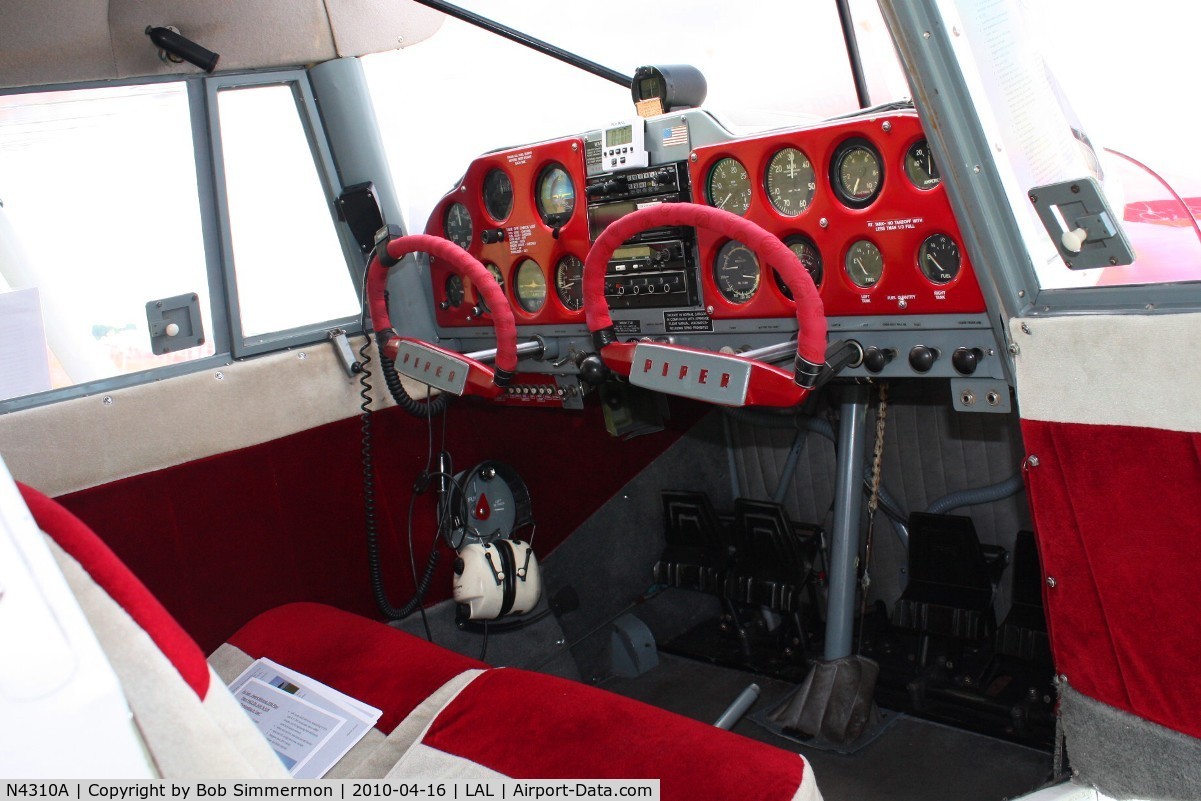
(661, 124), (688, 147)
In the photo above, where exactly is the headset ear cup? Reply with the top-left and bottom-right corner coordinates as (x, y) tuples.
(496, 539), (517, 618)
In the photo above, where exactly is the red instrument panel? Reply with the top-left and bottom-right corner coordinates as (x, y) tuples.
(689, 114), (985, 318)
(426, 113), (985, 327)
(426, 137), (589, 328)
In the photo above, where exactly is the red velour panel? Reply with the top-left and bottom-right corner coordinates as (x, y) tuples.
(227, 602), (485, 733)
(1021, 419), (1201, 740)
(57, 400), (703, 654)
(18, 482), (211, 700)
(423, 668), (808, 799)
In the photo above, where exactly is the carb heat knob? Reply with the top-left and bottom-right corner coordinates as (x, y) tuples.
(952, 347), (984, 375)
(908, 345), (938, 373)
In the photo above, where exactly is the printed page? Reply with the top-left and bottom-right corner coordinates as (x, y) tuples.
(234, 677), (346, 776)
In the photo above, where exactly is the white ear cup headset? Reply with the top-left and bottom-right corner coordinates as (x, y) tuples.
(446, 460), (542, 621)
(453, 539), (542, 621)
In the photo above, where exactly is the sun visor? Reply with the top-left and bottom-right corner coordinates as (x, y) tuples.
(0, 0), (444, 90)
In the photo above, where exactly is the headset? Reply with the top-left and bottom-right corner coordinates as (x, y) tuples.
(446, 460), (543, 621)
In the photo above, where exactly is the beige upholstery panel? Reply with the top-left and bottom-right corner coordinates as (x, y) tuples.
(0, 338), (438, 496)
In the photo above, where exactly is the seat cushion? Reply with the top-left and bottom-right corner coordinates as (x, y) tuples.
(225, 602), (487, 734)
(397, 667), (820, 801)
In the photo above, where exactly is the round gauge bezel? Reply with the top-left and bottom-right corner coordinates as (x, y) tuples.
(917, 233), (961, 285)
(712, 239), (761, 304)
(904, 138), (941, 191)
(774, 234), (823, 300)
(444, 202), (473, 249)
(830, 138), (884, 209)
(764, 147), (817, 218)
(706, 157), (753, 216)
(482, 168), (514, 222)
(554, 254), (585, 311)
(536, 163), (576, 228)
(513, 259), (547, 314)
(844, 239), (885, 289)
(444, 274), (465, 308)
(476, 262), (505, 313)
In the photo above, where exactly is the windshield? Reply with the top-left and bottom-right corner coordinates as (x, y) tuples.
(363, 0), (909, 232)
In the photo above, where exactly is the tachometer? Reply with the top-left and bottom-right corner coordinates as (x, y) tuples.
(555, 254), (584, 311)
(476, 262), (505, 313)
(765, 148), (816, 217)
(845, 240), (884, 288)
(831, 139), (883, 208)
(918, 233), (961, 284)
(537, 164), (576, 227)
(514, 259), (547, 313)
(774, 235), (823, 299)
(444, 202), (472, 249)
(713, 240), (760, 303)
(483, 169), (514, 222)
(706, 157), (752, 216)
(905, 139), (941, 190)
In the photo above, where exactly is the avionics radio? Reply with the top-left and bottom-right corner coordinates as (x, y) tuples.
(585, 162), (697, 310)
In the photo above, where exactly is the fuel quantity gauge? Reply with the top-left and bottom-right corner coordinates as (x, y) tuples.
(845, 240), (884, 288)
(918, 234), (961, 284)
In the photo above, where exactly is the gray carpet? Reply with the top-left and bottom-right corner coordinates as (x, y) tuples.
(601, 652), (1053, 801)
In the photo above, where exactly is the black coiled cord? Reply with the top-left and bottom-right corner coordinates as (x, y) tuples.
(380, 338), (452, 418)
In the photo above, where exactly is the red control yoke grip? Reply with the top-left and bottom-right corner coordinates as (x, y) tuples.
(583, 204), (827, 389)
(367, 234), (518, 394)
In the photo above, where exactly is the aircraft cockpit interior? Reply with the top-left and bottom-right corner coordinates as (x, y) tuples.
(2, 2), (1199, 800)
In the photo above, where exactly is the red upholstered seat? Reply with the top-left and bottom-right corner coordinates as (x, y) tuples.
(226, 602), (485, 733)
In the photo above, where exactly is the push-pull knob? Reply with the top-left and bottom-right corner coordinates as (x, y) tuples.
(908, 345), (938, 373)
(863, 347), (895, 374)
(952, 347), (984, 375)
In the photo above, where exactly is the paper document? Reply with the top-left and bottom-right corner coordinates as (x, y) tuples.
(229, 658), (382, 778)
(0, 288), (52, 402)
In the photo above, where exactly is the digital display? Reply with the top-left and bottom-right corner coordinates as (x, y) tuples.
(605, 125), (633, 147)
(614, 245), (653, 261)
(589, 200), (637, 240)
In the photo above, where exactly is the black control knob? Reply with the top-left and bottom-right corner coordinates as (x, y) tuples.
(654, 168), (674, 185)
(952, 347), (984, 375)
(863, 347), (895, 374)
(577, 353), (610, 386)
(908, 345), (939, 373)
(480, 228), (505, 245)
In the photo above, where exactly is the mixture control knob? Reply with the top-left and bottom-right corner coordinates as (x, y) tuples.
(863, 347), (895, 374)
(908, 345), (939, 373)
(952, 347), (984, 375)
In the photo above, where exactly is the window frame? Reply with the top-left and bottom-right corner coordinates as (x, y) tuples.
(0, 69), (365, 414)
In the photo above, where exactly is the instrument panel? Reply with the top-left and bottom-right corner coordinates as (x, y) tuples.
(425, 112), (985, 334)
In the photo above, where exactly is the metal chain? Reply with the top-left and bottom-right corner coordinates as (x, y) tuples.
(857, 381), (889, 650)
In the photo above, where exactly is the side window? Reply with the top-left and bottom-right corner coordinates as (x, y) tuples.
(0, 83), (214, 402)
(216, 84), (359, 344)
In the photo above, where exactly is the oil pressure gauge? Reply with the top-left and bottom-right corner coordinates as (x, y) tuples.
(774, 235), (823, 299)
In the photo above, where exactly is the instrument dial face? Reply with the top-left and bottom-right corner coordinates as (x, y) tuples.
(832, 140), (883, 207)
(444, 202), (472, 249)
(905, 139), (941, 190)
(845, 240), (884, 288)
(706, 157), (752, 216)
(918, 233), (961, 284)
(476, 263), (505, 313)
(483, 169), (514, 222)
(713, 239), (760, 304)
(774, 235), (823, 299)
(536, 164), (576, 227)
(555, 254), (585, 311)
(514, 259), (547, 313)
(765, 148), (816, 217)
(444, 274), (465, 308)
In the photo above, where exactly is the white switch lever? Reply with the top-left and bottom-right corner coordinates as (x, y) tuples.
(1061, 227), (1088, 253)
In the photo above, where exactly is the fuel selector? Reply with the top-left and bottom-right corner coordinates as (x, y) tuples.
(908, 345), (939, 373)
